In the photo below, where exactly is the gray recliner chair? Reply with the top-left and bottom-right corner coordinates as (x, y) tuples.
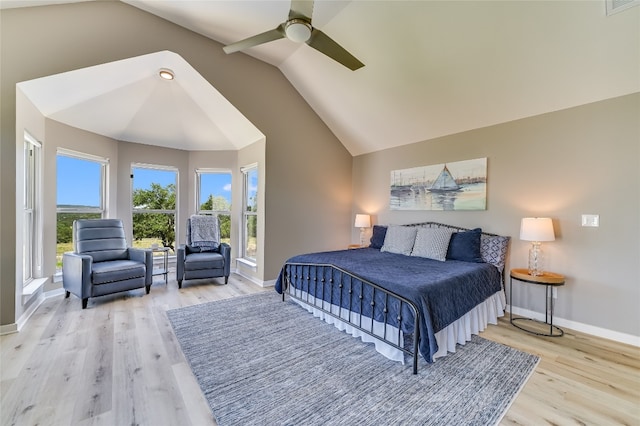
(62, 219), (153, 309)
(176, 215), (230, 289)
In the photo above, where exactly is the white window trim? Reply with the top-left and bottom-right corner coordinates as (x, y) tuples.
(23, 131), (42, 285)
(606, 0), (639, 15)
(56, 149), (108, 214)
(131, 163), (179, 246)
(241, 163), (258, 263)
(56, 149), (109, 274)
(195, 168), (232, 216)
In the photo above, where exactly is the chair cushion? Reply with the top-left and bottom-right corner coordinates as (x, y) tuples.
(91, 260), (146, 285)
(184, 252), (225, 271)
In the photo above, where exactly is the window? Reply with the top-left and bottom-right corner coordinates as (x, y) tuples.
(23, 132), (42, 284)
(241, 164), (258, 262)
(131, 164), (177, 251)
(56, 150), (107, 272)
(196, 169), (232, 244)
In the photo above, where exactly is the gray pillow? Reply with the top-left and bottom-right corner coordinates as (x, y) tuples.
(411, 227), (454, 261)
(380, 225), (417, 256)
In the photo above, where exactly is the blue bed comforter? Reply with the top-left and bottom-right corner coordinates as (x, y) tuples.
(275, 247), (502, 362)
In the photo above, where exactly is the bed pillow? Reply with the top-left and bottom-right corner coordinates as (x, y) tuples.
(369, 225), (387, 249)
(480, 234), (510, 272)
(446, 228), (484, 263)
(380, 225), (417, 255)
(410, 228), (453, 261)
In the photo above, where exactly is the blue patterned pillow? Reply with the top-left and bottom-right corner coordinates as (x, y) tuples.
(369, 225), (387, 249)
(480, 234), (510, 271)
(381, 225), (417, 256)
(447, 228), (483, 263)
(411, 228), (453, 261)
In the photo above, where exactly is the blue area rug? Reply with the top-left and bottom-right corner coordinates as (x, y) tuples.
(167, 292), (538, 426)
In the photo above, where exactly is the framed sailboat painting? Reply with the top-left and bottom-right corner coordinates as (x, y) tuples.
(390, 157), (487, 211)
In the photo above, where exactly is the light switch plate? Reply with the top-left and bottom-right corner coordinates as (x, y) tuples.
(581, 214), (599, 227)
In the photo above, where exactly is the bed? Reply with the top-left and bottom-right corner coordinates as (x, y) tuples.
(275, 222), (510, 374)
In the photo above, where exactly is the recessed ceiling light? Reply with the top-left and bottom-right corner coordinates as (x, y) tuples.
(159, 68), (174, 80)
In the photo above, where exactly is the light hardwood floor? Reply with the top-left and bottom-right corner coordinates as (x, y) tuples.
(1, 274), (638, 425)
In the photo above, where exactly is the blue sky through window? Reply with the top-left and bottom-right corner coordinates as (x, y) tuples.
(132, 167), (176, 191)
(199, 172), (232, 205)
(57, 159), (233, 207)
(57, 156), (101, 207)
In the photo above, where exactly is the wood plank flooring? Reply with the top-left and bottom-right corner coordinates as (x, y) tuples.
(1, 274), (638, 425)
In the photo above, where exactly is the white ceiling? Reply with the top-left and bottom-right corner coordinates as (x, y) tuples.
(17, 50), (265, 151)
(5, 0), (640, 155)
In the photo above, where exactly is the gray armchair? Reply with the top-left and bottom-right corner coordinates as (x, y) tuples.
(62, 219), (153, 309)
(176, 215), (230, 288)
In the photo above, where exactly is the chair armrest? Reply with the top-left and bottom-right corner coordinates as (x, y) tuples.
(62, 252), (93, 298)
(176, 245), (186, 281)
(219, 243), (231, 276)
(129, 248), (153, 285)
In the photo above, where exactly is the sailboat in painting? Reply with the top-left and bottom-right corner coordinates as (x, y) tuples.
(428, 165), (461, 193)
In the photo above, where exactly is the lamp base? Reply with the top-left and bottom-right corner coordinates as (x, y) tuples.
(528, 242), (545, 276)
(359, 228), (367, 247)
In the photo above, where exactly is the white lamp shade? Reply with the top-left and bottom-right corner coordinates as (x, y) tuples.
(520, 217), (555, 242)
(354, 214), (371, 228)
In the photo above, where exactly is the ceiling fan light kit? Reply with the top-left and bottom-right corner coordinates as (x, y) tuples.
(223, 0), (364, 71)
(285, 19), (312, 42)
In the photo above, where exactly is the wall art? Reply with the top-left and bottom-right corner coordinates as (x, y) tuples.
(390, 157), (487, 211)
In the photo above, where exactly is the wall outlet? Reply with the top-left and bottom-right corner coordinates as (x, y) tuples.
(552, 287), (558, 299)
(581, 214), (599, 227)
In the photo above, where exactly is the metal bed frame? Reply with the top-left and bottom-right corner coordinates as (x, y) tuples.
(280, 221), (509, 375)
(281, 262), (422, 374)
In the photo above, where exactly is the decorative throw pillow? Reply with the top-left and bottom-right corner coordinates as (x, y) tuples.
(480, 234), (510, 271)
(369, 225), (387, 249)
(380, 225), (417, 256)
(447, 228), (484, 262)
(410, 228), (453, 261)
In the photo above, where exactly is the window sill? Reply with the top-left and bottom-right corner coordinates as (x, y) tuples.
(236, 258), (257, 270)
(22, 277), (48, 303)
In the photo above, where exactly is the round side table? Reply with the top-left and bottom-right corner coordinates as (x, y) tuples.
(510, 268), (565, 337)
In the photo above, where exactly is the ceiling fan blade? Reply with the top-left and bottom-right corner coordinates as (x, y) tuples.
(307, 29), (365, 71)
(223, 25), (286, 54)
(289, 0), (314, 21)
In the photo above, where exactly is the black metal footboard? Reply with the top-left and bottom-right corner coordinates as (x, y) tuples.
(281, 262), (422, 374)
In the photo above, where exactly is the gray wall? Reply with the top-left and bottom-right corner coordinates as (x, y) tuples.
(1, 2), (352, 326)
(352, 93), (640, 337)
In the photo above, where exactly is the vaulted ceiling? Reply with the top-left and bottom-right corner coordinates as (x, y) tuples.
(4, 0), (640, 155)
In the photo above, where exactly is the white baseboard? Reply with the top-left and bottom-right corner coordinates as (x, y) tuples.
(232, 269), (274, 288)
(508, 306), (640, 347)
(0, 322), (18, 335)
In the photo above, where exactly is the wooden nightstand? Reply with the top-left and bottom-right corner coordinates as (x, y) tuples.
(509, 268), (565, 337)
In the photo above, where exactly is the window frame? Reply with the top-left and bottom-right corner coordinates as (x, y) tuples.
(195, 168), (232, 217)
(196, 168), (232, 245)
(131, 163), (178, 250)
(56, 149), (108, 273)
(23, 132), (42, 284)
(241, 163), (258, 263)
(56, 149), (108, 215)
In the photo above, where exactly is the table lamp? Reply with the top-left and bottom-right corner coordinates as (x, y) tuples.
(354, 214), (371, 247)
(520, 217), (555, 276)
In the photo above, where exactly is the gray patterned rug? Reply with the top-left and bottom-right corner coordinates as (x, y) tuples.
(167, 292), (538, 426)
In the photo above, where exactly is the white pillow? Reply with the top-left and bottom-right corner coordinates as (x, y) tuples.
(411, 228), (454, 261)
(380, 225), (417, 256)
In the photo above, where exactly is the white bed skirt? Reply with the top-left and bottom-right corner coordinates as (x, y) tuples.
(289, 289), (506, 363)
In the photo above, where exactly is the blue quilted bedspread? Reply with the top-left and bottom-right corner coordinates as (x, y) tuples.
(275, 247), (502, 362)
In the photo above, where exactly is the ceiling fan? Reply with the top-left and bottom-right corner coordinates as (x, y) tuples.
(223, 0), (364, 71)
